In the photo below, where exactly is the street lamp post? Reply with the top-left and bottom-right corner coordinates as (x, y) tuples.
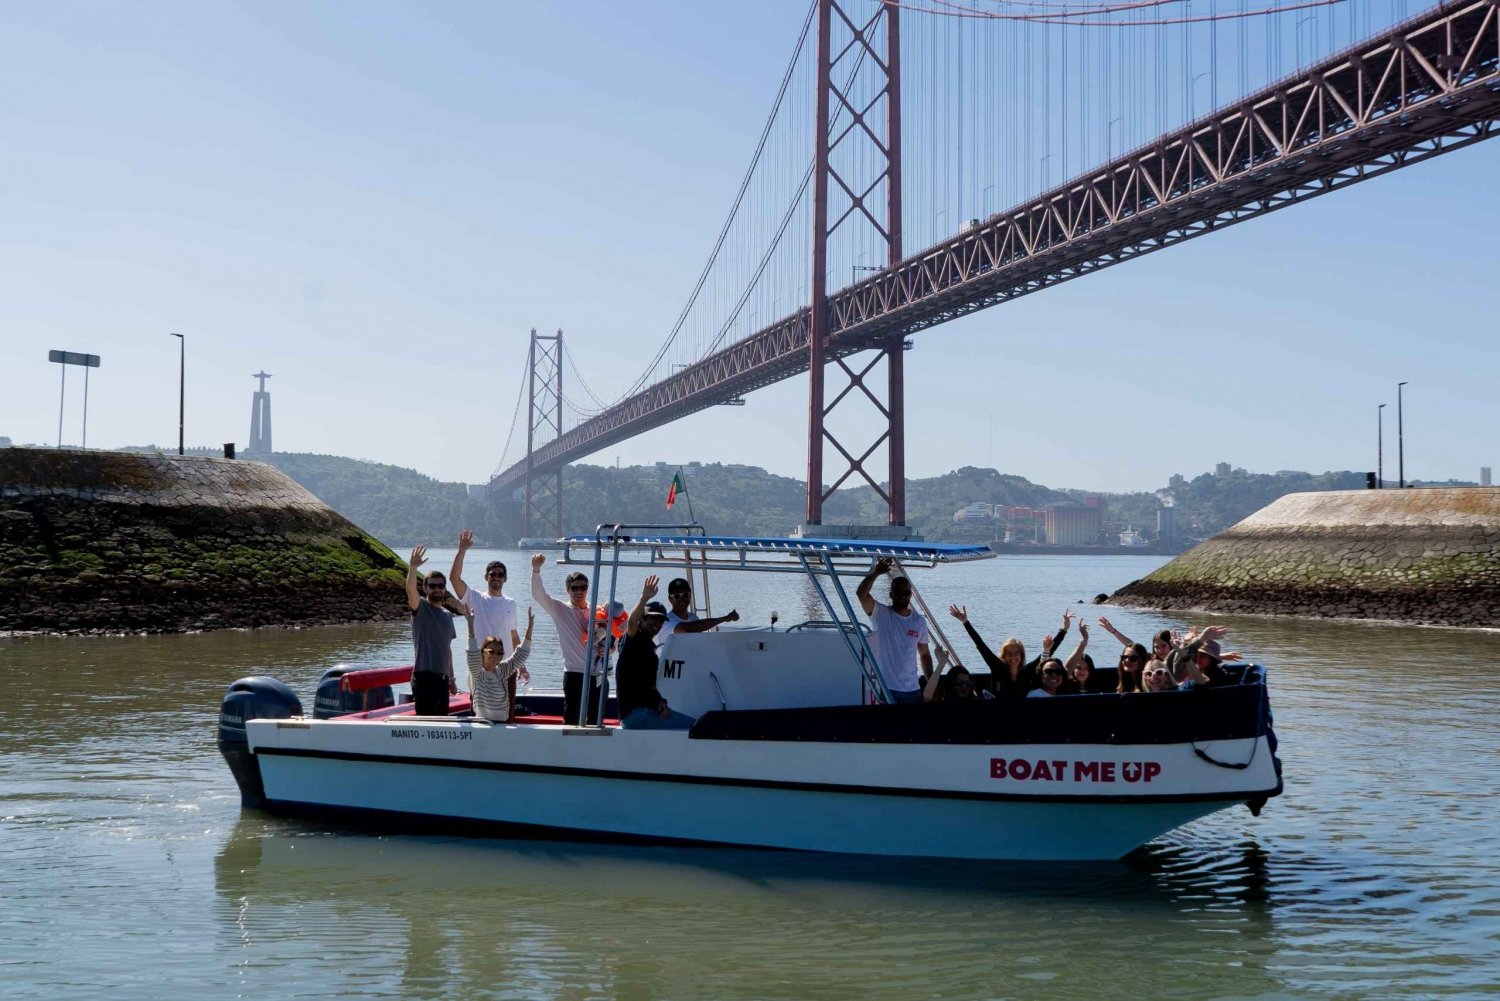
(1377, 403), (1386, 488)
(1397, 381), (1409, 488)
(171, 333), (185, 456)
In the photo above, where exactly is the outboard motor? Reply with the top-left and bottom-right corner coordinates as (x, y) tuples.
(313, 665), (394, 719)
(218, 677), (302, 807)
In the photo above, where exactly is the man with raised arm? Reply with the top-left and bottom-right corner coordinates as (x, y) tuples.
(855, 558), (933, 704)
(617, 575), (695, 730)
(530, 553), (604, 725)
(405, 545), (457, 717)
(657, 577), (740, 649)
(451, 530), (521, 651)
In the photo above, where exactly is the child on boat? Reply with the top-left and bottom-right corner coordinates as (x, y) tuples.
(465, 605), (534, 723)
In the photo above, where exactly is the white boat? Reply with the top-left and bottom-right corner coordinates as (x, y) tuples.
(219, 529), (1282, 861)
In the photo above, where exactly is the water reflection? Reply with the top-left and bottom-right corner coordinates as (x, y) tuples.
(212, 817), (1291, 1001)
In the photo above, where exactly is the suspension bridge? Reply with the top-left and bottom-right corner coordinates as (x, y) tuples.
(489, 0), (1500, 537)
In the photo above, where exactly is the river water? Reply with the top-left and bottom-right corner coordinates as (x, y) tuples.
(2, 549), (1497, 1000)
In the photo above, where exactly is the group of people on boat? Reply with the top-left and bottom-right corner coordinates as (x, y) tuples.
(856, 557), (1241, 704)
(403, 532), (738, 728)
(404, 535), (1242, 725)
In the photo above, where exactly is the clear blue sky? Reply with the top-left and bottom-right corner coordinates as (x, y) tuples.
(2, 1), (1493, 493)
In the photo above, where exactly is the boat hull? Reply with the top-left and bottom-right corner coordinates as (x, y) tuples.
(247, 716), (1279, 861)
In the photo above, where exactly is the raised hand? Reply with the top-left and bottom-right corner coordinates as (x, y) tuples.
(641, 574), (660, 601)
(1062, 609), (1075, 628)
(457, 529), (474, 551)
(1202, 624), (1230, 641)
(873, 557), (894, 576)
(948, 604), (969, 623)
(531, 553), (546, 573)
(409, 545), (427, 571)
(1078, 621), (1090, 640)
(1042, 632), (1055, 656)
(725, 609), (740, 623)
(1098, 616), (1113, 631)
(1221, 650), (1244, 661)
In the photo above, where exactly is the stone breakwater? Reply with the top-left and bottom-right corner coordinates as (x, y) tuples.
(1110, 488), (1499, 628)
(1, 448), (408, 634)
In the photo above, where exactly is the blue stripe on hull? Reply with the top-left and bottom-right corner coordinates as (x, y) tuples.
(257, 754), (1247, 861)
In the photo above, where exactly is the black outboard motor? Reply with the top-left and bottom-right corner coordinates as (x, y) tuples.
(313, 665), (394, 719)
(218, 677), (302, 808)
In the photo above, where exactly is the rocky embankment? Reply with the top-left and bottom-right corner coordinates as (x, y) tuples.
(0, 448), (409, 635)
(1110, 488), (1499, 628)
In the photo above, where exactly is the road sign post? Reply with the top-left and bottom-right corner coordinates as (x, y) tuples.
(48, 351), (101, 448)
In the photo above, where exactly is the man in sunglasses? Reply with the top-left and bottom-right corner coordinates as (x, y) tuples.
(658, 578), (739, 650)
(405, 545), (457, 716)
(531, 553), (606, 725)
(450, 530), (522, 673)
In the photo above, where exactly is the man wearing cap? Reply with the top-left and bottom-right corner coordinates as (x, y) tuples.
(659, 577), (739, 649)
(617, 575), (694, 730)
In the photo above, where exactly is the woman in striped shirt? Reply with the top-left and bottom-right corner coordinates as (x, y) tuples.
(467, 606), (534, 723)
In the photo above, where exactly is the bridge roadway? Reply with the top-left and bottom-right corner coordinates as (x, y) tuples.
(491, 0), (1500, 496)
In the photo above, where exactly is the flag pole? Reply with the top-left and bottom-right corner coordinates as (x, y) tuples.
(677, 465), (696, 525)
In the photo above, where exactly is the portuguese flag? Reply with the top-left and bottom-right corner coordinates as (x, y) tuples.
(666, 471), (685, 509)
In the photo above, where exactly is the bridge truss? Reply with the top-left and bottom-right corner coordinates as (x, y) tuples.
(490, 0), (1500, 503)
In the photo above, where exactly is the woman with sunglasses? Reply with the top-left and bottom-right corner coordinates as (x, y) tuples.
(1098, 617), (1175, 664)
(921, 647), (994, 703)
(1027, 658), (1070, 697)
(1116, 643), (1150, 693)
(1142, 658), (1178, 693)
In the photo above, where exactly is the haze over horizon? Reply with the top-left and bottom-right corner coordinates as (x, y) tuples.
(2, 1), (1494, 495)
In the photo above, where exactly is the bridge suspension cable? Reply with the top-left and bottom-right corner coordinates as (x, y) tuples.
(500, 0), (1472, 490)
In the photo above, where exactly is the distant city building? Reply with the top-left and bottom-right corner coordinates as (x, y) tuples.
(998, 505), (1043, 543)
(1119, 527), (1148, 548)
(1169, 473), (1186, 491)
(1483, 467), (1493, 487)
(247, 371), (273, 454)
(1215, 462), (1231, 477)
(1157, 504), (1177, 540)
(1043, 502), (1102, 545)
(953, 502), (994, 524)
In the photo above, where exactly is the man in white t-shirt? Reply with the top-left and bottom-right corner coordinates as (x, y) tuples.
(856, 558), (933, 704)
(450, 530), (524, 684)
(656, 577), (739, 650)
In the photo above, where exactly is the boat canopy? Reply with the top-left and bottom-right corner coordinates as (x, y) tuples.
(549, 525), (992, 717)
(557, 530), (995, 574)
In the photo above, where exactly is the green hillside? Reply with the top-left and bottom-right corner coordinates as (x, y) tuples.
(233, 451), (1379, 549)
